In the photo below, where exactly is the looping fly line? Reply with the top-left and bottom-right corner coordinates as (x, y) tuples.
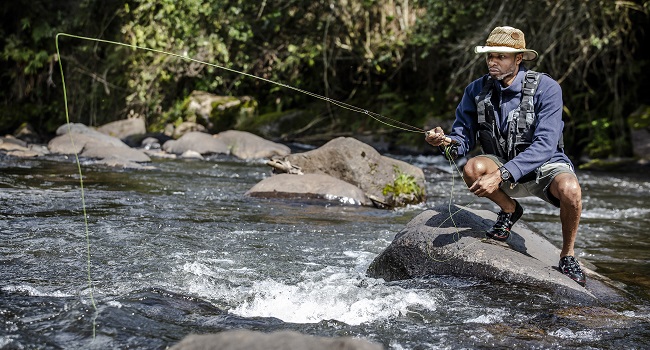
(55, 33), (425, 134)
(54, 32), (478, 336)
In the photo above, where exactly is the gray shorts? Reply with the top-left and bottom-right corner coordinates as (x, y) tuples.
(476, 154), (577, 208)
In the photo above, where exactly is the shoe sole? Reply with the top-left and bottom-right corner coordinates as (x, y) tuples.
(485, 230), (510, 242)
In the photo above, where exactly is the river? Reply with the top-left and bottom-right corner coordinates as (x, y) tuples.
(1, 151), (649, 349)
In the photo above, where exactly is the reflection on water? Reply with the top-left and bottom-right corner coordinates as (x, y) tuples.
(1, 154), (649, 349)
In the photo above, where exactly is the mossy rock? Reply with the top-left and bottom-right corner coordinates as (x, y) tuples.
(152, 92), (260, 134)
(209, 96), (258, 132)
(149, 97), (194, 133)
(237, 108), (328, 140)
(578, 157), (638, 171)
(628, 105), (650, 130)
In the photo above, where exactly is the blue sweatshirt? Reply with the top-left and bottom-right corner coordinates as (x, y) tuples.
(448, 66), (573, 182)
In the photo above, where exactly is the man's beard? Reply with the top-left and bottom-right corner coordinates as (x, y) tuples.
(492, 66), (516, 81)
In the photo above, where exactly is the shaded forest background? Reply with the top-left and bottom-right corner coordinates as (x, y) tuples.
(1, 0), (649, 161)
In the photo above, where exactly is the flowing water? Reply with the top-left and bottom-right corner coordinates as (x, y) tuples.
(1, 152), (649, 349)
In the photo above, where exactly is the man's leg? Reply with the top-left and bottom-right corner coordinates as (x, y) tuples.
(548, 172), (586, 286)
(463, 156), (524, 241)
(547, 173), (582, 257)
(462, 156), (516, 212)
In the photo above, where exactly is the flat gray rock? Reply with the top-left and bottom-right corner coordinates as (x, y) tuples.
(162, 131), (229, 155)
(97, 117), (146, 139)
(81, 143), (151, 162)
(246, 173), (373, 206)
(49, 123), (151, 164)
(367, 205), (625, 303)
(51, 123), (128, 153)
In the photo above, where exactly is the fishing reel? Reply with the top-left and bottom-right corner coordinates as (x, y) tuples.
(425, 130), (458, 160)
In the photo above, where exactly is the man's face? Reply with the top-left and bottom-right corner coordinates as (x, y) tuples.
(485, 52), (522, 81)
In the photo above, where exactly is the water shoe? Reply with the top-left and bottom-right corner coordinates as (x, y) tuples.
(559, 255), (587, 286)
(486, 199), (523, 241)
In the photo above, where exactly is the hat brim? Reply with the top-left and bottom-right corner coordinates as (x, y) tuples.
(475, 46), (538, 61)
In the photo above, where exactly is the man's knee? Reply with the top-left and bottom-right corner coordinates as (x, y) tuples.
(463, 156), (497, 180)
(552, 174), (582, 206)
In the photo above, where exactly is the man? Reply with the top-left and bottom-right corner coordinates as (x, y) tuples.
(425, 26), (586, 286)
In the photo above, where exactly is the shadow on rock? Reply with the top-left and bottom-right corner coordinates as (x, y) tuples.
(368, 204), (627, 305)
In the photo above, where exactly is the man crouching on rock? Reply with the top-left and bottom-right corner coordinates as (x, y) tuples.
(425, 26), (586, 286)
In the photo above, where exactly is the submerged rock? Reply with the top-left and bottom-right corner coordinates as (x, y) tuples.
(170, 329), (383, 350)
(367, 205), (625, 303)
(246, 173), (373, 206)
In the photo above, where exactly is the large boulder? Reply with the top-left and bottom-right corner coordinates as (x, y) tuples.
(367, 205), (625, 303)
(217, 130), (290, 160)
(246, 173), (373, 206)
(280, 137), (425, 206)
(162, 131), (229, 155)
(97, 117), (146, 139)
(48, 123), (152, 167)
(170, 330), (383, 350)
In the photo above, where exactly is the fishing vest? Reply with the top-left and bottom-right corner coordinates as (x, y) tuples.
(475, 70), (564, 161)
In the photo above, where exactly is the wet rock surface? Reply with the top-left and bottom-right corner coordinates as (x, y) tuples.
(367, 205), (626, 303)
(270, 137), (426, 207)
(246, 173), (373, 206)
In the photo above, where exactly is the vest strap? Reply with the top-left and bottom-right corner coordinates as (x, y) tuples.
(475, 70), (565, 161)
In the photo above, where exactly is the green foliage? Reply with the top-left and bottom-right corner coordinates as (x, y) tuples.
(1, 0), (648, 164)
(120, 0), (234, 116)
(150, 97), (192, 132)
(209, 96), (258, 132)
(577, 118), (614, 159)
(628, 105), (650, 130)
(1, 0), (129, 133)
(382, 166), (424, 207)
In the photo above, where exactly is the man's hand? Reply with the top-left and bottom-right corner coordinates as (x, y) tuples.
(425, 127), (453, 146)
(468, 169), (502, 197)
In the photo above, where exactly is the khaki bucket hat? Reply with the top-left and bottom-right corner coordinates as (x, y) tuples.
(475, 26), (538, 61)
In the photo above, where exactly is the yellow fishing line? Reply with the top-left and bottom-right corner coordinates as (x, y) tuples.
(424, 145), (484, 263)
(54, 33), (479, 335)
(55, 33), (97, 338)
(55, 33), (425, 134)
(53, 32), (429, 337)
